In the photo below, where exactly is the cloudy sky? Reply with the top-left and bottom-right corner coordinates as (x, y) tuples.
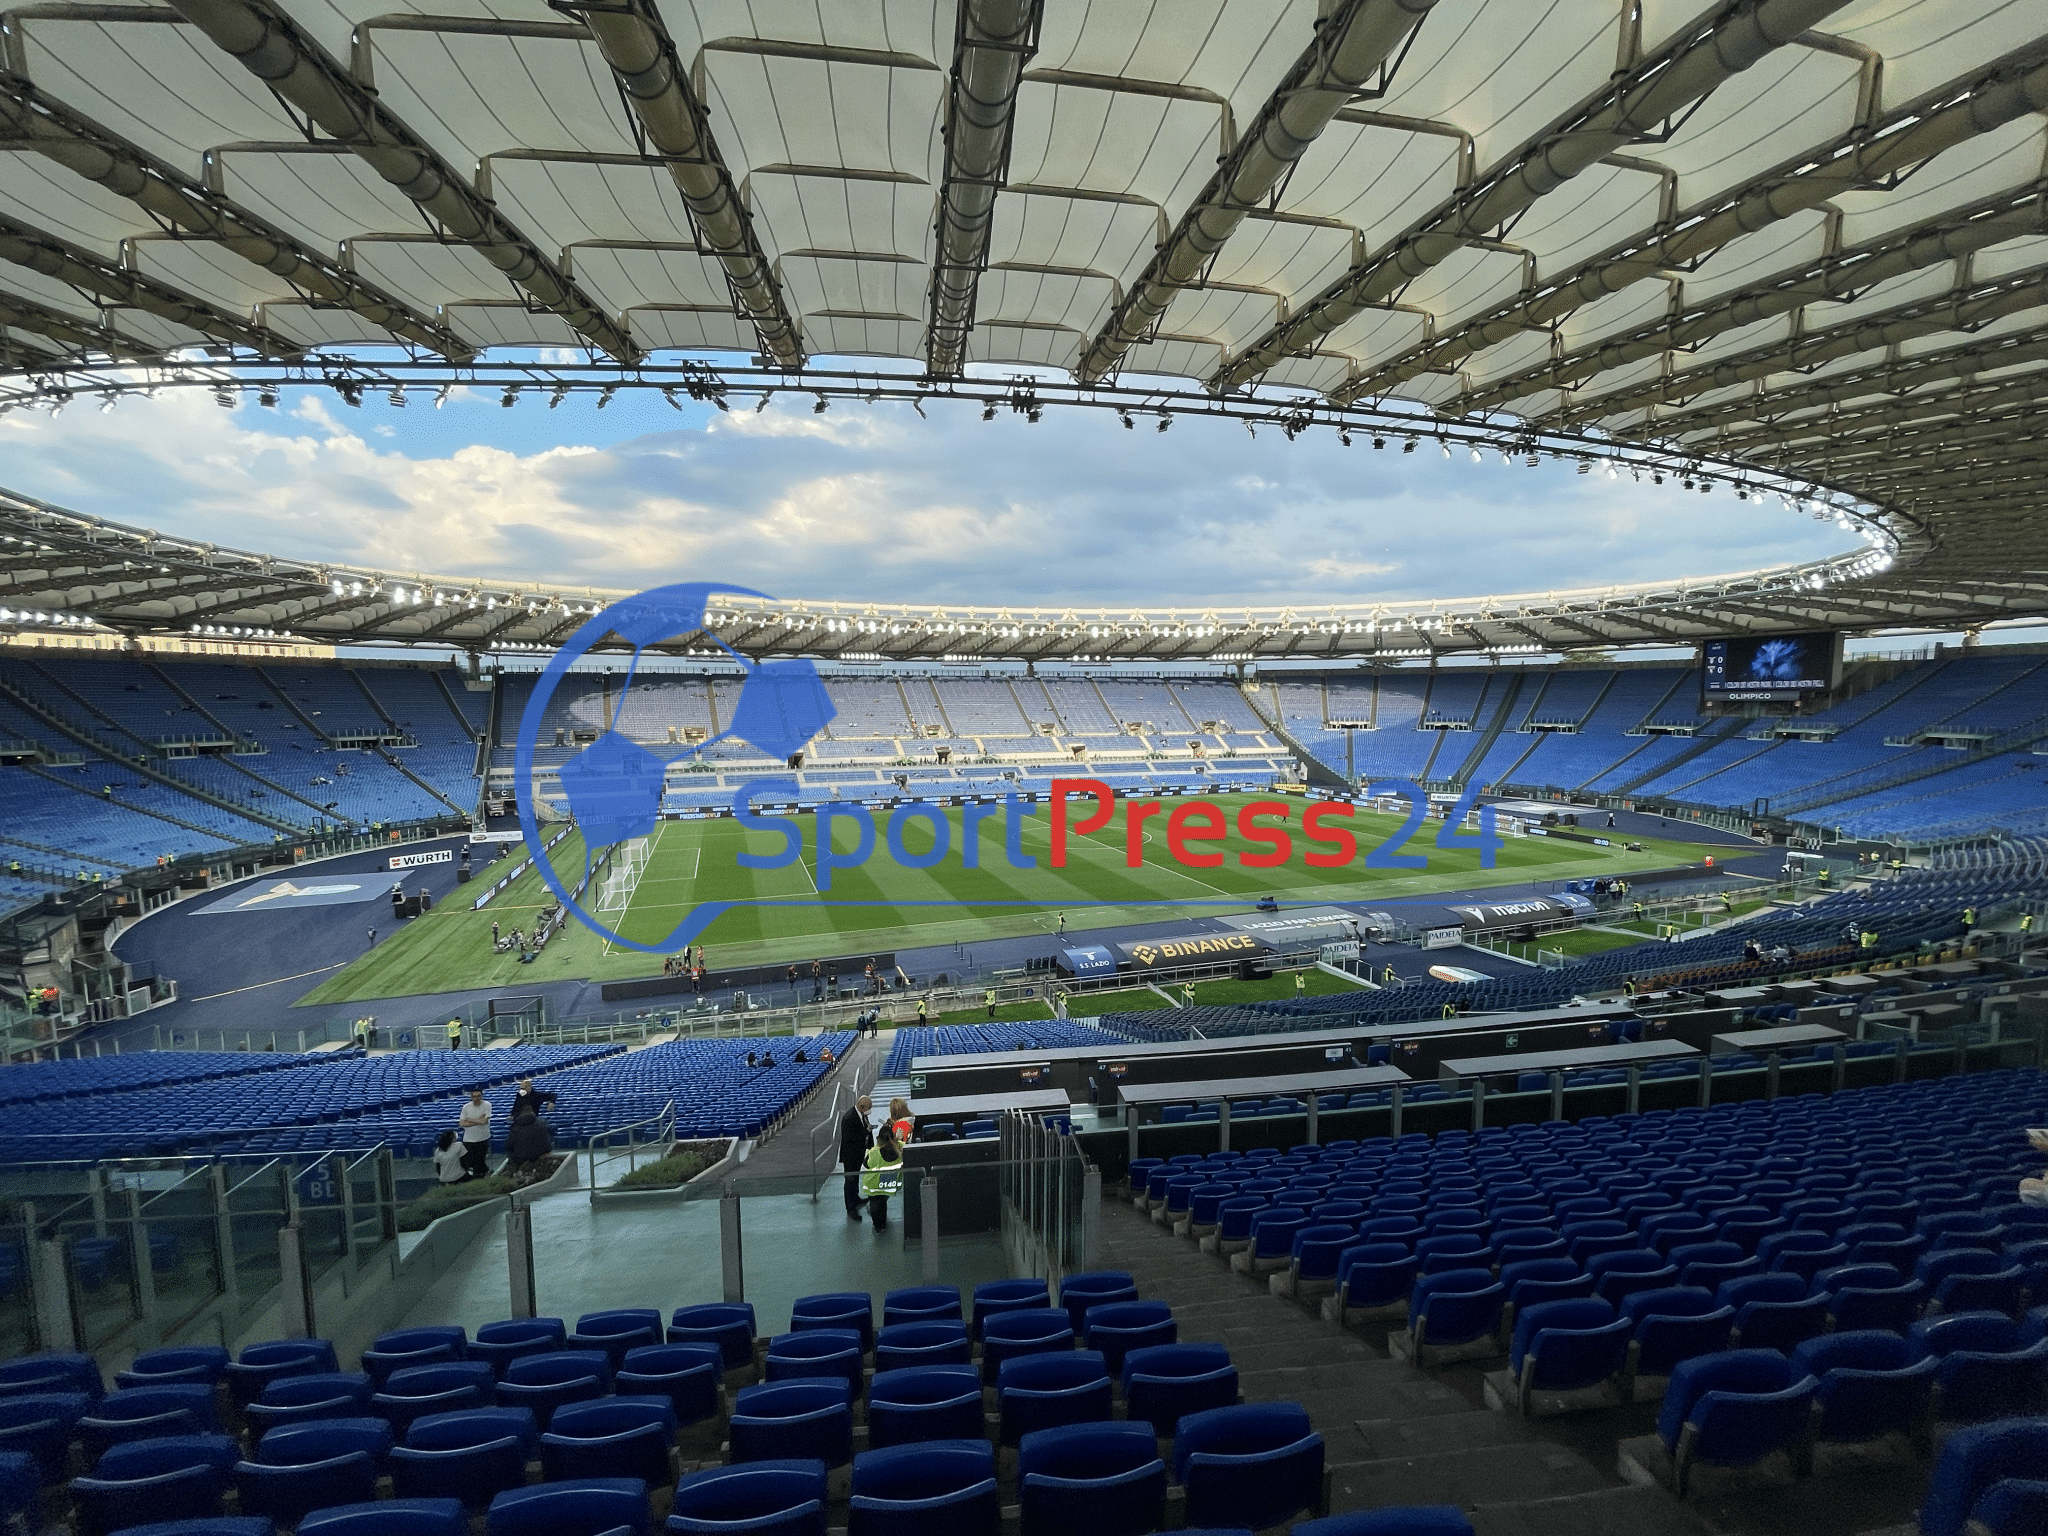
(0, 366), (1848, 610)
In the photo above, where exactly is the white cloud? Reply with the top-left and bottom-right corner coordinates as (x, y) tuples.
(0, 385), (1848, 607)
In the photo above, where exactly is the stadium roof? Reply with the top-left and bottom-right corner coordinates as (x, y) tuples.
(0, 0), (2044, 658)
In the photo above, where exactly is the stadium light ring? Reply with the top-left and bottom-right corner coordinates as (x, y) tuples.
(0, 357), (1908, 541)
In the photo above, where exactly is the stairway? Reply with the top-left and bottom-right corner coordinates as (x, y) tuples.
(1238, 683), (1347, 786)
(1613, 716), (1745, 796)
(1445, 673), (1526, 787)
(1095, 1198), (1717, 1536)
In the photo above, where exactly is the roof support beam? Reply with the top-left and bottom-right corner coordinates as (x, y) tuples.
(1530, 206), (2048, 423)
(555, 0), (802, 368)
(0, 286), (156, 357)
(924, 0), (1041, 377)
(1698, 371), (2048, 451)
(0, 214), (300, 355)
(1642, 331), (2048, 437)
(1352, 44), (2048, 408)
(0, 78), (474, 359)
(1214, 0), (1854, 392)
(1074, 0), (1440, 384)
(161, 0), (638, 360)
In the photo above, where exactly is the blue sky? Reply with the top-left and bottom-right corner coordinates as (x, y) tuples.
(0, 368), (1849, 609)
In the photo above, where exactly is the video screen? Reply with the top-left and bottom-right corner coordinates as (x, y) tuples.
(1702, 633), (1839, 702)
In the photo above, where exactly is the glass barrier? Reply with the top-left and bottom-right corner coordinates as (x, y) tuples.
(0, 1147), (400, 1355)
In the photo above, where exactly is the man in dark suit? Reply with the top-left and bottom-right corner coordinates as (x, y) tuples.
(839, 1095), (873, 1220)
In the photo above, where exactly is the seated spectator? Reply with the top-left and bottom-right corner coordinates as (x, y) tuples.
(432, 1130), (465, 1185)
(2023, 1128), (2048, 1208)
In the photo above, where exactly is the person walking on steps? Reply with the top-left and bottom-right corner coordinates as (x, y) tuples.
(860, 1125), (903, 1231)
(839, 1095), (874, 1220)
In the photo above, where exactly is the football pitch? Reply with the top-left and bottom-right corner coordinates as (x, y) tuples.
(300, 795), (1723, 1004)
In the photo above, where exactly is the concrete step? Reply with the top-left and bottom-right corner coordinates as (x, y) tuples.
(1328, 1438), (1613, 1511)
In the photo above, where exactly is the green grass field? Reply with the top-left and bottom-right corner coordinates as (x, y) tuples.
(300, 795), (1722, 1005)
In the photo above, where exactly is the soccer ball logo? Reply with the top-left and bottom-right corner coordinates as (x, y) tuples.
(513, 581), (835, 952)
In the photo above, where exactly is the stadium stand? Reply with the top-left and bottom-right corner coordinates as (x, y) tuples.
(0, 1034), (856, 1162)
(14, 648), (2048, 922)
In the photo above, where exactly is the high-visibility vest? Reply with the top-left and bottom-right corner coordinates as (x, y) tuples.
(858, 1144), (902, 1199)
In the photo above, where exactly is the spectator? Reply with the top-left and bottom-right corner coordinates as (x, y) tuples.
(2020, 1128), (2048, 1207)
(432, 1129), (466, 1185)
(839, 1094), (873, 1220)
(511, 1078), (556, 1120)
(457, 1089), (492, 1179)
(888, 1096), (913, 1145)
(745, 1051), (758, 1069)
(793, 1046), (808, 1063)
(759, 1050), (777, 1070)
(505, 1109), (553, 1184)
(860, 1125), (903, 1231)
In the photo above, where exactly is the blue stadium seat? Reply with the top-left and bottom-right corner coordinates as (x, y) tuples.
(1509, 1299), (1630, 1407)
(0, 1352), (101, 1401)
(71, 1433), (240, 1536)
(0, 1391), (86, 1482)
(616, 1344), (721, 1427)
(996, 1351), (1113, 1446)
(766, 1330), (866, 1397)
(668, 1305), (755, 1373)
(865, 1367), (983, 1449)
(244, 1372), (373, 1436)
(882, 1286), (962, 1328)
(1621, 1289), (1734, 1382)
(298, 1498), (467, 1536)
(1792, 1332), (1937, 1445)
(1410, 1269), (1505, 1356)
(568, 1310), (665, 1370)
(728, 1381), (854, 1468)
(846, 1440), (999, 1536)
(1121, 1343), (1237, 1437)
(373, 1361), (495, 1436)
(540, 1396), (678, 1484)
(495, 1351), (612, 1429)
(235, 1416), (391, 1524)
(873, 1321), (971, 1373)
(1016, 1420), (1165, 1536)
(1055, 1272), (1137, 1331)
(1171, 1402), (1325, 1532)
(668, 1459), (828, 1536)
(486, 1476), (650, 1536)
(1911, 1312), (2048, 1423)
(225, 1341), (339, 1410)
(114, 1346), (230, 1392)
(362, 1327), (468, 1387)
(972, 1279), (1050, 1339)
(789, 1294), (874, 1354)
(979, 1309), (1074, 1383)
(389, 1407), (539, 1507)
(1920, 1419), (2048, 1536)
(100, 1520), (273, 1536)
(1296, 1511), (1475, 1536)
(1656, 1351), (1818, 1495)
(470, 1319), (567, 1379)
(78, 1383), (220, 1459)
(1080, 1300), (1174, 1378)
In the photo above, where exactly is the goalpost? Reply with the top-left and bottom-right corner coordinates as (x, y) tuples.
(597, 836), (652, 915)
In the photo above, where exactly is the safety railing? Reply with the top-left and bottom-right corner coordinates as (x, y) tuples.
(998, 1111), (1099, 1287)
(0, 1144), (399, 1363)
(806, 1053), (880, 1197)
(585, 1099), (676, 1201)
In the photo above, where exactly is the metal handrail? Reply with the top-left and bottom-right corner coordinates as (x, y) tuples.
(584, 1098), (676, 1199)
(806, 1051), (879, 1198)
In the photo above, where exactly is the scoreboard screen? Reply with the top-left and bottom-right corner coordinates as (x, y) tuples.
(1702, 633), (1841, 702)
